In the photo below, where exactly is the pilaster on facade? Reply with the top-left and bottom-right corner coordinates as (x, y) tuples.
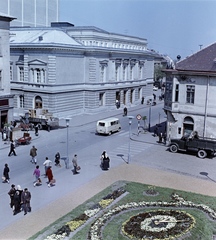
(24, 54), (29, 82)
(48, 55), (56, 84)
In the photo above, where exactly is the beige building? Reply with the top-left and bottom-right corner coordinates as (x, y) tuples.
(0, 14), (15, 128)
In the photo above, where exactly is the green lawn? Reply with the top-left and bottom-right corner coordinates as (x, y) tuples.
(30, 181), (216, 240)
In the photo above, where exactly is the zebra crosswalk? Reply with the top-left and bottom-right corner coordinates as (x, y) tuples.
(108, 140), (152, 161)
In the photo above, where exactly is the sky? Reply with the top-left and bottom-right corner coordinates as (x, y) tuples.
(59, 0), (216, 60)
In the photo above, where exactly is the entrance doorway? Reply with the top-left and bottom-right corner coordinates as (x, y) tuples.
(35, 96), (43, 109)
(183, 116), (194, 137)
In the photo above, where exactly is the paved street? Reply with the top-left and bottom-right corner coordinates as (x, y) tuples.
(1, 101), (216, 239)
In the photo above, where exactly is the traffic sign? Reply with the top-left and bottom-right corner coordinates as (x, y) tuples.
(136, 114), (142, 120)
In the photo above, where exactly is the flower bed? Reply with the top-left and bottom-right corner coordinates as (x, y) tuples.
(44, 188), (126, 240)
(44, 189), (216, 240)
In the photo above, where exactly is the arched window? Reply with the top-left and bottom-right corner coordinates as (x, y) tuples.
(35, 96), (43, 109)
(183, 116), (194, 137)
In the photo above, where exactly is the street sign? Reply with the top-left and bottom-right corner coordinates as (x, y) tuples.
(136, 114), (142, 120)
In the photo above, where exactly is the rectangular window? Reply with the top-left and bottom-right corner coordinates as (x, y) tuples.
(20, 96), (24, 108)
(139, 66), (142, 79)
(175, 84), (179, 102)
(123, 67), (126, 80)
(100, 66), (105, 82)
(186, 85), (195, 104)
(10, 65), (13, 81)
(36, 69), (41, 83)
(99, 92), (105, 106)
(164, 82), (173, 108)
(0, 37), (2, 56)
(19, 67), (24, 81)
(0, 70), (2, 88)
(115, 66), (120, 81)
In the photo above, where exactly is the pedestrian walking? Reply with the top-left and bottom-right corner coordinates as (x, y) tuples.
(163, 132), (167, 145)
(33, 165), (42, 187)
(43, 157), (52, 175)
(8, 184), (16, 209)
(3, 163), (10, 183)
(158, 132), (163, 143)
(30, 145), (37, 164)
(21, 188), (31, 215)
(35, 124), (39, 136)
(100, 151), (110, 170)
(55, 152), (61, 167)
(46, 166), (55, 187)
(8, 140), (17, 156)
(72, 154), (80, 175)
(123, 106), (128, 116)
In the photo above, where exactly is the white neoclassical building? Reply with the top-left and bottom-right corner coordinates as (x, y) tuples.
(0, 0), (59, 27)
(9, 23), (163, 118)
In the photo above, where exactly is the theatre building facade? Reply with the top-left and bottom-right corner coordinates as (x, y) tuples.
(10, 24), (162, 118)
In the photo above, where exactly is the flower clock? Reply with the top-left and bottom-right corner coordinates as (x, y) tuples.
(88, 194), (216, 240)
(122, 210), (195, 239)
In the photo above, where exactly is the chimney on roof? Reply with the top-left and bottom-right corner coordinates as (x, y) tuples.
(51, 22), (74, 27)
(39, 36), (43, 41)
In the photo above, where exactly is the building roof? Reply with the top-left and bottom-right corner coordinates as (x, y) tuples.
(0, 12), (16, 21)
(176, 42), (216, 72)
(10, 29), (81, 46)
(9, 25), (164, 60)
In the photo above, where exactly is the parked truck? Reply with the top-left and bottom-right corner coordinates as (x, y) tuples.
(20, 109), (59, 131)
(169, 131), (216, 159)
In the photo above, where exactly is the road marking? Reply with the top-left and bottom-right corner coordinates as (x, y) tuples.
(108, 141), (152, 160)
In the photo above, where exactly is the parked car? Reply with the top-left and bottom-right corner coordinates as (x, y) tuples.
(169, 131), (216, 158)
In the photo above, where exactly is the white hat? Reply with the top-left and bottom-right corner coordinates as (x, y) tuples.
(17, 185), (22, 190)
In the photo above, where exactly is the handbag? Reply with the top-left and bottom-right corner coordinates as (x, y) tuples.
(51, 179), (56, 184)
(77, 166), (81, 171)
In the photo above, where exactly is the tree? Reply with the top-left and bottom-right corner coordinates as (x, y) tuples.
(142, 116), (147, 130)
(154, 64), (165, 82)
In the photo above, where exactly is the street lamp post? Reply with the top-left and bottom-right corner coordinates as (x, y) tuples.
(148, 103), (152, 132)
(127, 116), (134, 164)
(65, 118), (70, 169)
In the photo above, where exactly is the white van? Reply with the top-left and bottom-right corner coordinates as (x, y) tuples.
(96, 117), (121, 135)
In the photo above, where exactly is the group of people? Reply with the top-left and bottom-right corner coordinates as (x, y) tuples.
(3, 147), (112, 219)
(8, 184), (31, 216)
(153, 125), (167, 144)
